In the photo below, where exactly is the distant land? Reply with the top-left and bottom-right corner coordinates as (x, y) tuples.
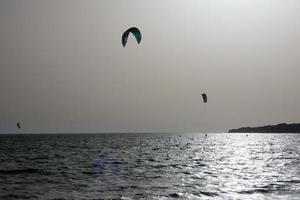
(228, 123), (300, 133)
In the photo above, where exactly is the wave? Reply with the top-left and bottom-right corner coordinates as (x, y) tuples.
(169, 193), (180, 198)
(238, 188), (272, 194)
(280, 180), (300, 184)
(1, 194), (38, 199)
(0, 168), (43, 175)
(168, 191), (218, 198)
(194, 191), (219, 197)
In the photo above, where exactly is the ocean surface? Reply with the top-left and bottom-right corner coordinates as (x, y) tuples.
(0, 133), (299, 200)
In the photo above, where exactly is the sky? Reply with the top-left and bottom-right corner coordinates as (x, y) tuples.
(0, 0), (300, 133)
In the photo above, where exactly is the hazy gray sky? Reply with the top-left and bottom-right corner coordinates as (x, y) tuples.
(1, 0), (300, 133)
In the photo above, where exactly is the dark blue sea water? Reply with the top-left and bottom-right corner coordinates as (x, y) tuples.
(0, 133), (299, 200)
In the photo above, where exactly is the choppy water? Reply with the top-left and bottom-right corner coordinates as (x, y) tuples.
(0, 133), (299, 200)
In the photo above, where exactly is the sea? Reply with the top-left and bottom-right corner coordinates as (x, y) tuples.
(0, 133), (299, 200)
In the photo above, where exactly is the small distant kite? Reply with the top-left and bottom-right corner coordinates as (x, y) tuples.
(17, 122), (21, 129)
(202, 93), (207, 103)
(122, 27), (142, 47)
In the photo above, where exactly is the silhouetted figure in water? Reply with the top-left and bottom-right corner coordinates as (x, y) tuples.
(246, 134), (248, 137)
(17, 122), (21, 129)
(205, 133), (207, 137)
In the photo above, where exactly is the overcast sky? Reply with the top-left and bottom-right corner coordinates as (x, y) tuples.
(1, 0), (300, 133)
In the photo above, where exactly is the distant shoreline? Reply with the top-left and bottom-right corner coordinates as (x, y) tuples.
(228, 123), (300, 133)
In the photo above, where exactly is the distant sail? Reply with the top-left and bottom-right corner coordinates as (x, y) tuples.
(17, 122), (21, 129)
(122, 27), (142, 47)
(202, 93), (207, 103)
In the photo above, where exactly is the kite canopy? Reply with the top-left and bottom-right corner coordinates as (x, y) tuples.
(17, 122), (21, 129)
(202, 93), (207, 103)
(122, 27), (142, 47)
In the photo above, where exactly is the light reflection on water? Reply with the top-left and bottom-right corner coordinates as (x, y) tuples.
(0, 133), (299, 199)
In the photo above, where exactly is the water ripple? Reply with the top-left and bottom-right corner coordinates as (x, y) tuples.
(0, 133), (299, 199)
